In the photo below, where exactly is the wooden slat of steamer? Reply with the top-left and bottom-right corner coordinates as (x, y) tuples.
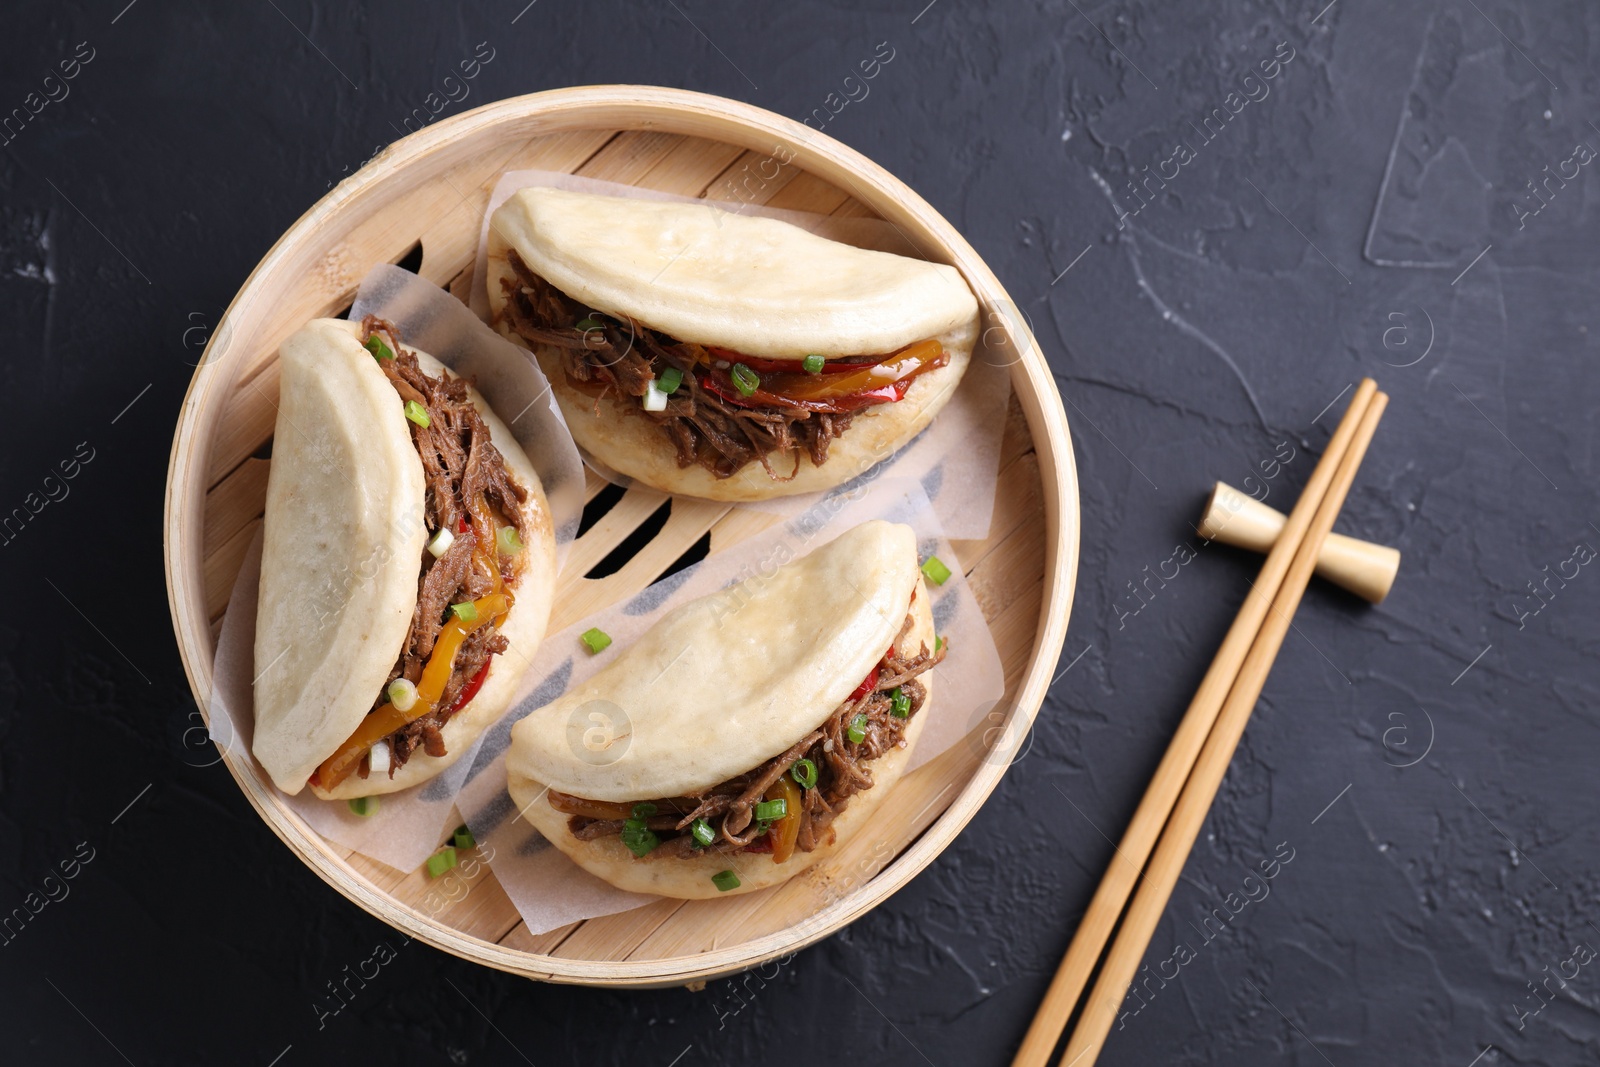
(560, 486), (671, 576)
(951, 399), (1039, 569)
(568, 130), (681, 186)
(700, 147), (803, 206)
(982, 530), (1054, 688)
(762, 170), (853, 215)
(636, 136), (749, 195)
(963, 480), (1047, 621)
(830, 194), (888, 221)
(497, 920), (582, 957)
(549, 497), (730, 633)
(551, 900), (690, 962)
(447, 266), (476, 306)
(705, 505), (788, 556)
(502, 128), (624, 179)
(203, 458), (269, 557)
(205, 518), (261, 621)
(206, 371), (279, 494)
(346, 849), (526, 946)
(581, 468), (612, 504)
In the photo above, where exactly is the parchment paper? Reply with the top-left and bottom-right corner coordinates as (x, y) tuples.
(452, 479), (1005, 934)
(204, 264), (586, 872)
(470, 169), (1014, 541)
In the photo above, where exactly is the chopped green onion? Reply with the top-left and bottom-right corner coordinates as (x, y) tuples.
(730, 363), (760, 397)
(580, 627), (612, 654)
(348, 796), (379, 817)
(425, 846), (457, 878)
(620, 821), (659, 857)
(790, 758), (818, 789)
(935, 635), (945, 653)
(621, 804), (659, 857)
(575, 316), (604, 331)
(367, 739), (391, 775)
(453, 825), (476, 850)
(642, 379), (670, 412)
(364, 335), (394, 361)
(920, 555), (952, 586)
(802, 354), (825, 374)
(890, 687), (911, 718)
(617, 831), (656, 857)
(690, 818), (716, 847)
(753, 798), (787, 822)
(426, 527), (455, 558)
(846, 713), (868, 745)
(404, 399), (431, 428)
(712, 869), (741, 892)
(657, 366), (684, 394)
(387, 678), (418, 712)
(754, 819), (772, 837)
(496, 525), (524, 556)
(450, 600), (478, 623)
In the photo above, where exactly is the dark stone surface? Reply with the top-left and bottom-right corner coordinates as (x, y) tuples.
(2, 1), (1596, 1064)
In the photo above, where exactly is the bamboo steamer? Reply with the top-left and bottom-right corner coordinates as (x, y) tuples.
(162, 86), (1079, 987)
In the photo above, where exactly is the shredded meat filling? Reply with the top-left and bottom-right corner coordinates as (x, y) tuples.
(556, 612), (945, 859)
(358, 317), (524, 777)
(498, 250), (858, 481)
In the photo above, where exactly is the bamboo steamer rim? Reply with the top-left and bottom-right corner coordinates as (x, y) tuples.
(162, 85), (1080, 985)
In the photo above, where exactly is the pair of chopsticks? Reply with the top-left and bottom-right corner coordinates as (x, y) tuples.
(1013, 379), (1388, 1067)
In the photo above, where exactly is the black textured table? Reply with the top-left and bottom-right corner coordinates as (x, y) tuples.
(4, 2), (1596, 1064)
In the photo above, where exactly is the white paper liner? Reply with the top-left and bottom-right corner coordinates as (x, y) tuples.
(452, 479), (1005, 935)
(471, 169), (1013, 541)
(203, 265), (587, 872)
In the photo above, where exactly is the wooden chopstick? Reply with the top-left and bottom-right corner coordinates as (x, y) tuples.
(1010, 379), (1383, 1067)
(1056, 389), (1388, 1066)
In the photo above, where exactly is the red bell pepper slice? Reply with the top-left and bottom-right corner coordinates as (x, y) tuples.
(849, 665), (881, 703)
(447, 660), (492, 715)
